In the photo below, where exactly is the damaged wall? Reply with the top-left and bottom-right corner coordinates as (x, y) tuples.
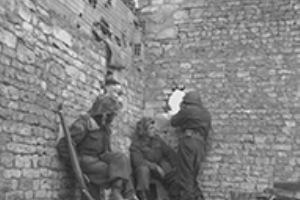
(0, 0), (144, 199)
(140, 0), (300, 199)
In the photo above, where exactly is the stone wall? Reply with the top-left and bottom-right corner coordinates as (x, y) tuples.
(140, 0), (300, 199)
(0, 0), (144, 199)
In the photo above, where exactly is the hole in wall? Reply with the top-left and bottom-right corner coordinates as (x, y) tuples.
(104, 0), (112, 8)
(88, 0), (98, 8)
(134, 43), (141, 56)
(52, 42), (59, 49)
(100, 18), (112, 38)
(121, 33), (127, 47)
(115, 36), (121, 47)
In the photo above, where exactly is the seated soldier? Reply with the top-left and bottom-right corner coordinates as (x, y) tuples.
(59, 95), (137, 200)
(130, 117), (177, 200)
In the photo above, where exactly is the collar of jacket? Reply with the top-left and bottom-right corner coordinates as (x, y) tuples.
(86, 115), (100, 131)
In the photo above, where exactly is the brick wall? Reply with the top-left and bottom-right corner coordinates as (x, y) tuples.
(140, 0), (300, 199)
(0, 0), (143, 199)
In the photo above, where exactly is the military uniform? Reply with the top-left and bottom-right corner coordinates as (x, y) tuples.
(171, 91), (211, 200)
(69, 115), (132, 186)
(130, 118), (177, 200)
(66, 95), (135, 200)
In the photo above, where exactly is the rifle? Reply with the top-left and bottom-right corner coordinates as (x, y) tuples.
(57, 104), (95, 200)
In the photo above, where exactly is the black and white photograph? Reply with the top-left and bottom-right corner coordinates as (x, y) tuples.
(0, 0), (299, 200)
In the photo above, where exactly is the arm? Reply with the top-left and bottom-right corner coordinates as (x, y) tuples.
(130, 142), (157, 169)
(160, 139), (177, 168)
(170, 108), (188, 128)
(69, 116), (88, 146)
(130, 142), (148, 168)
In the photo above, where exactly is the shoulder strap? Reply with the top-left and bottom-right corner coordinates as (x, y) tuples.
(73, 114), (93, 147)
(81, 114), (100, 131)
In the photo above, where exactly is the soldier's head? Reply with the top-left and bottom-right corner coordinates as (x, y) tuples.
(181, 90), (203, 108)
(88, 94), (122, 126)
(135, 117), (157, 138)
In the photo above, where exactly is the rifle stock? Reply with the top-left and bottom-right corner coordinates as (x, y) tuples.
(58, 104), (95, 200)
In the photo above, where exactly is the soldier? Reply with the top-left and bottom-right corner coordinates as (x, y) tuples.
(59, 95), (137, 200)
(170, 90), (212, 200)
(130, 117), (177, 200)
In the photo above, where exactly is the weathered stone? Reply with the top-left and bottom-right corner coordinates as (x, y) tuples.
(53, 27), (72, 46)
(169, 0), (184, 3)
(0, 153), (14, 167)
(274, 144), (292, 151)
(0, 28), (17, 48)
(24, 191), (34, 199)
(23, 0), (36, 11)
(5, 191), (24, 200)
(140, 6), (159, 13)
(19, 179), (34, 190)
(2, 45), (16, 58)
(16, 44), (35, 64)
(38, 22), (53, 35)
(18, 4), (32, 22)
(15, 155), (32, 168)
(4, 169), (22, 178)
(173, 10), (188, 20)
(22, 169), (40, 178)
(0, 0), (16, 12)
(7, 143), (36, 154)
(22, 21), (33, 32)
(152, 0), (164, 5)
(156, 27), (178, 39)
(35, 190), (47, 198)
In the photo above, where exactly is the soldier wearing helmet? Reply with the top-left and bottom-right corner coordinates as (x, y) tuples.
(67, 95), (137, 200)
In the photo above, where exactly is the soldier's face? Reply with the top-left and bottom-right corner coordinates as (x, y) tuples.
(105, 112), (116, 124)
(147, 122), (156, 137)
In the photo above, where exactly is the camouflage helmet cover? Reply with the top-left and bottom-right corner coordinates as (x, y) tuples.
(88, 94), (122, 117)
(182, 90), (203, 107)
